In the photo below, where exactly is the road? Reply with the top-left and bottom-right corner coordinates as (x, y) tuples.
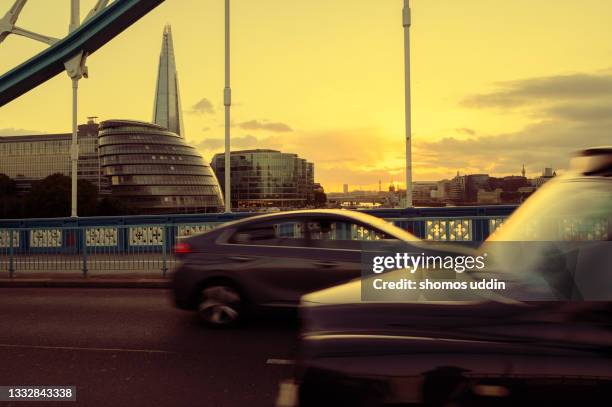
(0, 288), (298, 407)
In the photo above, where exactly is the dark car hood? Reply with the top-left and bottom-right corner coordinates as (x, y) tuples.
(301, 279), (612, 355)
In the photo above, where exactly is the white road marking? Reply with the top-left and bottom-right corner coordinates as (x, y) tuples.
(266, 358), (294, 365)
(275, 380), (299, 407)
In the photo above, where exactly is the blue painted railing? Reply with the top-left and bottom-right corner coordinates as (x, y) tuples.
(0, 206), (518, 248)
(0, 206), (519, 277)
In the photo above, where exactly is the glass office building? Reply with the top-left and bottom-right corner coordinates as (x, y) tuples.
(211, 149), (315, 209)
(98, 120), (224, 213)
(0, 119), (107, 194)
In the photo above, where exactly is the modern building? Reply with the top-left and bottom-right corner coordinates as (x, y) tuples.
(152, 25), (185, 137)
(447, 173), (466, 203)
(533, 167), (557, 188)
(465, 174), (490, 202)
(412, 181), (438, 204)
(0, 118), (108, 194)
(98, 120), (223, 214)
(210, 149), (316, 209)
(477, 188), (503, 204)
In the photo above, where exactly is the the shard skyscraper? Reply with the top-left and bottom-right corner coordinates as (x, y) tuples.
(153, 25), (185, 138)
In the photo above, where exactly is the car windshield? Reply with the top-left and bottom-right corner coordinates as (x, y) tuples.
(489, 177), (612, 242)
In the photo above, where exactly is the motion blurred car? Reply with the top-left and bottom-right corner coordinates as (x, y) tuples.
(285, 147), (612, 406)
(173, 209), (426, 327)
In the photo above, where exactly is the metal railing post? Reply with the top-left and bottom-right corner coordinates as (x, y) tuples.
(161, 226), (168, 278)
(82, 229), (88, 277)
(8, 229), (15, 278)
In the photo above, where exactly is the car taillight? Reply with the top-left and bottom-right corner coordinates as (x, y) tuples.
(174, 242), (192, 254)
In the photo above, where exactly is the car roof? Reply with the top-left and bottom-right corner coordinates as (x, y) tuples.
(209, 209), (418, 241)
(571, 146), (612, 176)
(218, 209), (390, 229)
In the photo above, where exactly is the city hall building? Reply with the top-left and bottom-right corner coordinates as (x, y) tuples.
(98, 120), (224, 213)
(0, 118), (224, 214)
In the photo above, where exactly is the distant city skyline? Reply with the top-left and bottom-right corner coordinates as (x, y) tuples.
(328, 165), (557, 193)
(1, 0), (611, 192)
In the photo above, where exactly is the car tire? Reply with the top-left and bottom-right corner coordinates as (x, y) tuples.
(197, 282), (243, 327)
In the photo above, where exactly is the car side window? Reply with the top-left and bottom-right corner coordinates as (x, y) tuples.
(229, 219), (307, 247)
(306, 220), (394, 249)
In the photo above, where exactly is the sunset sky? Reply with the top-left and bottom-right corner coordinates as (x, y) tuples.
(1, 0), (611, 191)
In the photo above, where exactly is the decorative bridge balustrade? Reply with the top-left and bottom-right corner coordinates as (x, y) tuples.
(0, 206), (519, 277)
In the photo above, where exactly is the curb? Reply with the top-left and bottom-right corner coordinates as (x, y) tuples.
(0, 279), (171, 289)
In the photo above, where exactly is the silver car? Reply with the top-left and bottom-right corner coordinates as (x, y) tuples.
(173, 209), (422, 327)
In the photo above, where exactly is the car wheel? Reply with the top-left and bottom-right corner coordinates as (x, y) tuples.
(197, 284), (243, 327)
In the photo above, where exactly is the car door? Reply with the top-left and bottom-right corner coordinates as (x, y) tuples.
(220, 217), (322, 306)
(299, 216), (400, 290)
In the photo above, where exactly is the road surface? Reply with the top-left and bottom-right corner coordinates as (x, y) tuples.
(0, 288), (297, 407)
(1, 254), (178, 276)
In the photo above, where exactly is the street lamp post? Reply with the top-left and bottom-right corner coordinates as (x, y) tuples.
(223, 0), (232, 213)
(403, 0), (413, 208)
(69, 0), (80, 218)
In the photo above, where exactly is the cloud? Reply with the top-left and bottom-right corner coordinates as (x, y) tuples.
(0, 128), (41, 136)
(434, 68), (612, 178)
(544, 101), (612, 122)
(415, 119), (610, 177)
(196, 138), (224, 150)
(462, 72), (612, 109)
(197, 68), (612, 189)
(190, 98), (215, 115)
(238, 120), (293, 132)
(456, 128), (476, 136)
(195, 134), (270, 151)
(195, 127), (404, 187)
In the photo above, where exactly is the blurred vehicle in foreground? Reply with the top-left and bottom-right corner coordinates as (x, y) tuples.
(173, 209), (425, 326)
(285, 147), (612, 406)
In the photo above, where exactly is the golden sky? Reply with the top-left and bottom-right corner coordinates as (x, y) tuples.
(1, 0), (611, 191)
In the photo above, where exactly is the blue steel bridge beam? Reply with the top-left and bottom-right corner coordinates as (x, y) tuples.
(0, 0), (165, 107)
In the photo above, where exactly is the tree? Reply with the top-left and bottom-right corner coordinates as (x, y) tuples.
(97, 196), (134, 216)
(25, 173), (98, 218)
(0, 173), (20, 218)
(314, 191), (327, 208)
(0, 173), (16, 195)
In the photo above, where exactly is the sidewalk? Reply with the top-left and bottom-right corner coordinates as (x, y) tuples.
(0, 273), (171, 288)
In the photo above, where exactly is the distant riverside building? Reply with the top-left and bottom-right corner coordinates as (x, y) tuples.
(533, 167), (557, 188)
(412, 181), (438, 204)
(211, 149), (316, 209)
(98, 120), (223, 214)
(448, 173), (466, 203)
(0, 118), (108, 194)
(465, 174), (490, 202)
(477, 188), (503, 204)
(343, 184), (349, 194)
(431, 169), (536, 205)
